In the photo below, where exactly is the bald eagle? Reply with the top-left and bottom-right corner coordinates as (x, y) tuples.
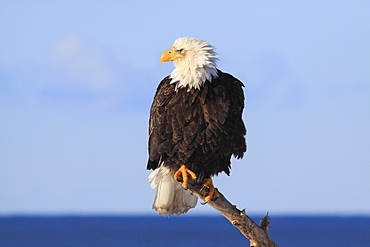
(147, 37), (246, 216)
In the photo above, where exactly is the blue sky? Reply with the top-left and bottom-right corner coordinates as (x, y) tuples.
(1, 1), (369, 216)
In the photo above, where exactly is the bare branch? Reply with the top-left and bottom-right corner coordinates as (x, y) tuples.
(187, 182), (279, 247)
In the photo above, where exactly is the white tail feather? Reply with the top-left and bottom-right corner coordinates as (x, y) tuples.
(148, 166), (198, 216)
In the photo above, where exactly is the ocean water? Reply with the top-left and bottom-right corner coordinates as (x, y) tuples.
(0, 216), (369, 247)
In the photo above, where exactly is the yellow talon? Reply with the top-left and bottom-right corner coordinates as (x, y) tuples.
(202, 178), (219, 202)
(174, 165), (197, 188)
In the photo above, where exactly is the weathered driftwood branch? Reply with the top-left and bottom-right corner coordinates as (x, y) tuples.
(187, 182), (279, 247)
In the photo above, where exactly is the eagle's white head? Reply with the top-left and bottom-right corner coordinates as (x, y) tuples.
(160, 37), (219, 90)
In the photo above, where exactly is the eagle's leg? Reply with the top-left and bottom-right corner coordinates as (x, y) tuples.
(174, 165), (197, 188)
(202, 178), (219, 202)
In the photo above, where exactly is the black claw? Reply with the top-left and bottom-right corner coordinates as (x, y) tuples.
(200, 185), (209, 193)
(188, 180), (196, 186)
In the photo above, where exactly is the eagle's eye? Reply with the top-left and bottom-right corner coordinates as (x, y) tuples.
(177, 49), (184, 54)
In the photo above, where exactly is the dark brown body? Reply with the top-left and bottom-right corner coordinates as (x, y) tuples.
(147, 70), (246, 181)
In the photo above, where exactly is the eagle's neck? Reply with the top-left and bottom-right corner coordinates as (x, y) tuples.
(170, 51), (218, 91)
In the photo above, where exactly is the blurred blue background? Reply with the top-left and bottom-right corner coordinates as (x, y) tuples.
(1, 1), (369, 217)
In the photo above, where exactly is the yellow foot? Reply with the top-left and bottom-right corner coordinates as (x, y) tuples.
(174, 165), (197, 188)
(202, 178), (219, 202)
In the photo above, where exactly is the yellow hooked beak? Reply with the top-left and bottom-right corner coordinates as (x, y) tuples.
(160, 49), (185, 65)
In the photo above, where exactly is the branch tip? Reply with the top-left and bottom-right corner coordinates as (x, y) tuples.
(240, 208), (246, 215)
(260, 212), (271, 231)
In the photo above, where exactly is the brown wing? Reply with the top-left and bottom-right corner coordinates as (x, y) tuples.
(147, 76), (176, 170)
